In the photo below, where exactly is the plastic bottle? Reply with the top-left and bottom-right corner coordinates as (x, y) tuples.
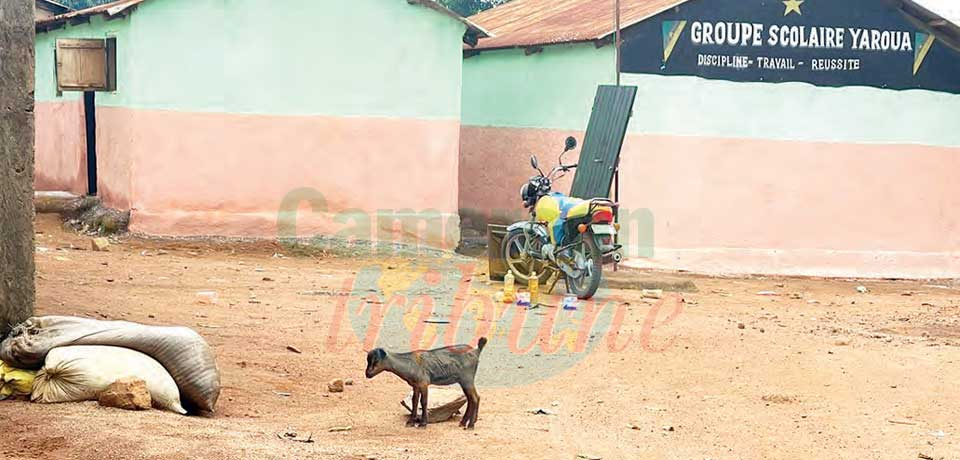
(528, 270), (539, 307)
(503, 271), (515, 303)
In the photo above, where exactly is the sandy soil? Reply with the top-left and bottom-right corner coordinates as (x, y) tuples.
(1, 214), (958, 460)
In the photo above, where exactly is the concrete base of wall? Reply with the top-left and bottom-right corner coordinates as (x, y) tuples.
(132, 209), (461, 251)
(622, 247), (960, 279)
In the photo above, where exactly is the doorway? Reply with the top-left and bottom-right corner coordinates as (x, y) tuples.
(84, 91), (97, 196)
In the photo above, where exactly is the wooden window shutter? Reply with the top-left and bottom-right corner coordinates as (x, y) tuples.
(56, 38), (115, 91)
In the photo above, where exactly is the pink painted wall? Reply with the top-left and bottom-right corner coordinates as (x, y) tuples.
(617, 134), (960, 278)
(459, 126), (581, 234)
(34, 104), (462, 247)
(33, 102), (136, 208)
(459, 126), (960, 278)
(95, 107), (136, 209)
(97, 108), (462, 248)
(34, 100), (87, 195)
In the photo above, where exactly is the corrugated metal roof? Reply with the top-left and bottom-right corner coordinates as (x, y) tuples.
(469, 0), (690, 50)
(36, 0), (147, 29)
(407, 0), (493, 39)
(35, 0), (491, 41)
(901, 0), (960, 51)
(914, 0), (960, 24)
(36, 0), (75, 14)
(469, 0), (960, 51)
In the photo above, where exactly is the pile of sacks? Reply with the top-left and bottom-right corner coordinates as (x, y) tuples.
(0, 316), (220, 414)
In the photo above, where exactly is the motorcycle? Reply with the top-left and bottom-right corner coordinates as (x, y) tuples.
(501, 136), (621, 300)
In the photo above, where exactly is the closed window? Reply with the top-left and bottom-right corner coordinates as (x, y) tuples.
(55, 38), (116, 92)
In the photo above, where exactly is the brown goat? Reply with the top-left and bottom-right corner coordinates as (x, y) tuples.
(365, 337), (487, 429)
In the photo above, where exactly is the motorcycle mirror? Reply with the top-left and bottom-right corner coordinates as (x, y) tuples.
(530, 155), (539, 170)
(563, 136), (578, 152)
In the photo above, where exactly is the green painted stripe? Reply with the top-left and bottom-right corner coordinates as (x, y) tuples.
(461, 44), (618, 129)
(36, 0), (466, 119)
(621, 73), (960, 147)
(35, 14), (132, 104)
(461, 45), (960, 147)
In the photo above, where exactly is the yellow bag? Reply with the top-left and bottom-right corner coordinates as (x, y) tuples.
(0, 361), (36, 399)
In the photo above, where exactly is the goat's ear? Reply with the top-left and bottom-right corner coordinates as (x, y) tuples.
(375, 349), (387, 361)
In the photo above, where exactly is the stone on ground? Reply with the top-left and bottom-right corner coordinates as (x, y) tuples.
(98, 378), (152, 411)
(91, 237), (111, 252)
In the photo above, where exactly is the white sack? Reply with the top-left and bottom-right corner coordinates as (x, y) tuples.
(2, 316), (220, 412)
(32, 345), (187, 414)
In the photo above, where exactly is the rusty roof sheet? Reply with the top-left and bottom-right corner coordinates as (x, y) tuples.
(914, 0), (960, 25)
(469, 0), (690, 50)
(471, 0), (960, 51)
(36, 0), (490, 38)
(408, 0), (493, 38)
(36, 0), (74, 13)
(36, 0), (147, 29)
(902, 0), (960, 51)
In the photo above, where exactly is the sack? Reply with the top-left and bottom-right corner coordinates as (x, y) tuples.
(0, 362), (36, 399)
(32, 345), (187, 414)
(1, 316), (220, 412)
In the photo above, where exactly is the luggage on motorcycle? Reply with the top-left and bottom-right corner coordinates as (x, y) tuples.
(32, 345), (187, 414)
(0, 316), (220, 412)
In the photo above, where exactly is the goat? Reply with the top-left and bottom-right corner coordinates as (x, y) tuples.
(365, 337), (487, 429)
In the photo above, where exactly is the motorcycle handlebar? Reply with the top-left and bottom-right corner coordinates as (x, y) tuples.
(548, 163), (578, 179)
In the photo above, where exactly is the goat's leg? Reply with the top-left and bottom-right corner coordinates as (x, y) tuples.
(465, 385), (480, 429)
(417, 386), (429, 428)
(458, 383), (473, 427)
(406, 388), (420, 427)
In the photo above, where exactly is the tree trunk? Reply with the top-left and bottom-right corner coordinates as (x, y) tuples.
(0, 0), (36, 337)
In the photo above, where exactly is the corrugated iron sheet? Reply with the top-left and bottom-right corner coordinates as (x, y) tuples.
(408, 0), (493, 37)
(36, 0), (147, 29)
(914, 0), (960, 25)
(470, 0), (690, 50)
(471, 0), (960, 51)
(36, 0), (74, 15)
(902, 0), (960, 51)
(36, 0), (490, 39)
(569, 85), (637, 200)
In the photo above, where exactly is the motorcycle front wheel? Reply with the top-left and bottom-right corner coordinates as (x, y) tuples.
(502, 228), (553, 285)
(566, 234), (602, 300)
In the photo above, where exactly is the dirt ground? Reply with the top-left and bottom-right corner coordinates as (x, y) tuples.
(1, 215), (958, 460)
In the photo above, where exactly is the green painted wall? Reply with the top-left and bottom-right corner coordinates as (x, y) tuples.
(462, 44), (617, 129)
(36, 0), (466, 119)
(461, 44), (960, 147)
(619, 73), (960, 147)
(35, 14), (133, 104)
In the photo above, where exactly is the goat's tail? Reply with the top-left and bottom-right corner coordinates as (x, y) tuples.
(477, 337), (488, 352)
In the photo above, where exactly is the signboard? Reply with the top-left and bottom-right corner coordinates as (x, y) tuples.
(620, 0), (960, 93)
